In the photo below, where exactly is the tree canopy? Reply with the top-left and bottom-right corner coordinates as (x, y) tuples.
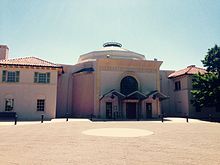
(191, 45), (220, 110)
(202, 45), (220, 73)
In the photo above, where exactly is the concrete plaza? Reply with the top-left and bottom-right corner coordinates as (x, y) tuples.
(0, 118), (220, 165)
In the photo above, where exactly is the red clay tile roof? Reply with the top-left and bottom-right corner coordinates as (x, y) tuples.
(0, 57), (62, 68)
(168, 65), (207, 78)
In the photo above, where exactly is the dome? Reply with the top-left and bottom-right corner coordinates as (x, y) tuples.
(78, 42), (146, 62)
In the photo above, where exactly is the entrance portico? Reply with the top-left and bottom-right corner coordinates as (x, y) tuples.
(122, 91), (146, 120)
(100, 88), (168, 120)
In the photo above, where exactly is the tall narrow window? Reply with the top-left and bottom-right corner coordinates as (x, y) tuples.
(175, 81), (181, 91)
(46, 72), (50, 83)
(34, 72), (50, 83)
(2, 70), (20, 83)
(5, 99), (14, 111)
(2, 70), (6, 82)
(37, 99), (45, 111)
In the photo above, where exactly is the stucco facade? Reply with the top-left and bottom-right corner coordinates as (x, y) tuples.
(1, 43), (219, 120)
(160, 70), (175, 116)
(97, 58), (162, 119)
(168, 66), (220, 118)
(0, 54), (61, 120)
(0, 67), (60, 120)
(56, 42), (168, 120)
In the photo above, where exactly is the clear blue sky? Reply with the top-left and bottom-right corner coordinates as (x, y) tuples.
(0, 0), (220, 70)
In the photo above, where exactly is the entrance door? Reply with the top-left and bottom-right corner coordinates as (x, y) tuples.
(106, 102), (112, 119)
(146, 103), (152, 118)
(126, 103), (136, 119)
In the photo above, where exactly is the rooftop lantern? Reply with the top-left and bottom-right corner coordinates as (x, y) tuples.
(103, 42), (122, 48)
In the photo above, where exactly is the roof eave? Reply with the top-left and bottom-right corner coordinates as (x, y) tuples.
(168, 73), (190, 79)
(0, 63), (62, 68)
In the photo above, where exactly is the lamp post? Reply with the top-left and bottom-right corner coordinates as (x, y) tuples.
(186, 113), (189, 123)
(14, 114), (17, 125)
(41, 114), (44, 123)
(66, 113), (69, 122)
(161, 113), (164, 123)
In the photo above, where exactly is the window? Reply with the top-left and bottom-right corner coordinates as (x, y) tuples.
(37, 99), (45, 111)
(2, 70), (20, 82)
(34, 72), (50, 83)
(5, 99), (14, 111)
(7, 72), (16, 82)
(38, 73), (47, 83)
(120, 76), (138, 95)
(175, 81), (181, 91)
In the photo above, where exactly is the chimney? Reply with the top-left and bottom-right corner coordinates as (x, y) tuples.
(0, 45), (9, 60)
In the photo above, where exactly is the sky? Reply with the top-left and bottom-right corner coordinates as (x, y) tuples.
(0, 0), (220, 70)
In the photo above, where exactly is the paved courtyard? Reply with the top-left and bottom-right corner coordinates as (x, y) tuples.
(0, 118), (220, 165)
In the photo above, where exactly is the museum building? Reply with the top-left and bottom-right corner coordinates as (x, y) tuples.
(56, 42), (169, 120)
(0, 43), (219, 120)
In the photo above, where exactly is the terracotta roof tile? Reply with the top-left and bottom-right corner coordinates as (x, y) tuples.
(0, 57), (61, 68)
(168, 65), (207, 78)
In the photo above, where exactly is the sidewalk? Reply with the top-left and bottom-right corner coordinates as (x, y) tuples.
(0, 117), (210, 126)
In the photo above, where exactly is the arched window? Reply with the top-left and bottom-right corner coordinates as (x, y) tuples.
(120, 76), (138, 95)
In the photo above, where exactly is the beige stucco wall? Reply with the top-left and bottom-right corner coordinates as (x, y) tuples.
(171, 75), (189, 116)
(0, 67), (58, 120)
(96, 58), (162, 119)
(168, 74), (220, 118)
(56, 61), (96, 118)
(56, 65), (75, 117)
(72, 72), (94, 117)
(174, 90), (189, 116)
(160, 70), (175, 115)
(99, 70), (159, 118)
(100, 71), (157, 94)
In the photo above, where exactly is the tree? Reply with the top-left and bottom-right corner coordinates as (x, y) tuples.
(202, 45), (220, 74)
(191, 45), (220, 110)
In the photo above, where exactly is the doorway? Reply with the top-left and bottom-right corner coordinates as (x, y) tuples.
(126, 102), (136, 119)
(146, 103), (152, 118)
(106, 102), (112, 119)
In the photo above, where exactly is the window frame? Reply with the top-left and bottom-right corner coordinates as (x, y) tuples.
(37, 99), (45, 111)
(34, 72), (50, 84)
(175, 81), (181, 91)
(2, 70), (20, 83)
(5, 98), (14, 111)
